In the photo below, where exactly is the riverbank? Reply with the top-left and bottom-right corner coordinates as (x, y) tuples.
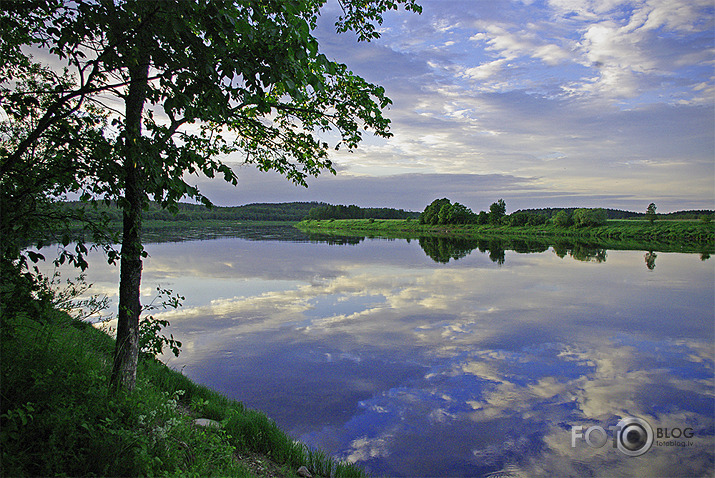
(0, 291), (365, 477)
(296, 219), (715, 253)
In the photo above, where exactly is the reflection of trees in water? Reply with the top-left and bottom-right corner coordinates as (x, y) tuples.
(304, 233), (364, 245)
(509, 239), (549, 254)
(156, 226), (712, 265)
(553, 243), (569, 258)
(418, 237), (481, 263)
(417, 236), (551, 264)
(487, 245), (505, 265)
(553, 241), (607, 263)
(570, 243), (607, 263)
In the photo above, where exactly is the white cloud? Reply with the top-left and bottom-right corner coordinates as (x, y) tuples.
(171, 0), (715, 211)
(463, 59), (507, 80)
(469, 23), (571, 67)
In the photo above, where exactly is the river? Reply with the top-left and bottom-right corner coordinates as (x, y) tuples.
(70, 225), (714, 477)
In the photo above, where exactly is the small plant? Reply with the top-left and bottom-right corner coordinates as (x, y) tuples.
(47, 272), (112, 322)
(0, 403), (35, 444)
(139, 288), (184, 358)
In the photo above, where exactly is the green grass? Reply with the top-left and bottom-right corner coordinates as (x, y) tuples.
(296, 219), (715, 253)
(0, 289), (366, 477)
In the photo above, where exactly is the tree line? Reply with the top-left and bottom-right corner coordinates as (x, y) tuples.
(515, 206), (714, 221)
(305, 203), (419, 220)
(420, 199), (714, 228)
(419, 198), (611, 227)
(56, 201), (326, 223)
(418, 236), (610, 265)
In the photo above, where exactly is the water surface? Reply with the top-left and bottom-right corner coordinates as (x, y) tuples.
(77, 227), (714, 477)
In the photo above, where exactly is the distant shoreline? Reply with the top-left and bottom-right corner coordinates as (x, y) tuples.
(295, 218), (715, 253)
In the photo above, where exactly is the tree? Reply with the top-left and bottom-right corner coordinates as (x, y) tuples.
(646, 203), (657, 224)
(489, 199), (507, 224)
(420, 198), (451, 225)
(477, 210), (489, 225)
(2, 0), (421, 391)
(437, 203), (453, 224)
(0, 37), (116, 272)
(445, 202), (475, 224)
(527, 213), (547, 226)
(573, 208), (607, 227)
(508, 212), (530, 227)
(553, 209), (573, 227)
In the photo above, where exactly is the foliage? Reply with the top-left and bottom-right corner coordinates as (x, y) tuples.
(419, 198), (477, 225)
(477, 210), (490, 225)
(2, 0), (422, 391)
(420, 198), (451, 224)
(1, 282), (366, 477)
(55, 200), (328, 223)
(296, 217), (715, 253)
(646, 203), (657, 224)
(306, 203), (418, 220)
(443, 202), (477, 224)
(489, 199), (507, 224)
(508, 211), (547, 227)
(0, 52), (118, 271)
(516, 207), (715, 221)
(573, 208), (608, 227)
(138, 288), (184, 358)
(553, 209), (573, 227)
(2, 0), (422, 208)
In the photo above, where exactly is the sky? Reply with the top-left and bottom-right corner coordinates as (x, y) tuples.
(193, 0), (714, 213)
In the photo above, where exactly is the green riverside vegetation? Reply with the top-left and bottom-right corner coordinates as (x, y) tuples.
(296, 199), (714, 252)
(295, 218), (715, 253)
(0, 277), (366, 477)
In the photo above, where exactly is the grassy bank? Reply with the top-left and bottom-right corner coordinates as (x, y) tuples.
(296, 219), (715, 252)
(1, 290), (365, 477)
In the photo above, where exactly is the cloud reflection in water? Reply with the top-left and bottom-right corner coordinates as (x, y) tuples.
(134, 237), (714, 477)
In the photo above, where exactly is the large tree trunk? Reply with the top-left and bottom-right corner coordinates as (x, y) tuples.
(110, 57), (150, 392)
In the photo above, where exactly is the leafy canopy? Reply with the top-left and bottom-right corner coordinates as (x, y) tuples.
(1, 0), (421, 258)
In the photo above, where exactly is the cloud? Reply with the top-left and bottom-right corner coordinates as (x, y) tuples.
(469, 23), (572, 66)
(190, 168), (546, 211)
(170, 0), (715, 212)
(66, 231), (714, 476)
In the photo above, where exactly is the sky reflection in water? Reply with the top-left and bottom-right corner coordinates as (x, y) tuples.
(81, 231), (714, 477)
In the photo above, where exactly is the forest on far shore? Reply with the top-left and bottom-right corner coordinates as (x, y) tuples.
(52, 200), (713, 224)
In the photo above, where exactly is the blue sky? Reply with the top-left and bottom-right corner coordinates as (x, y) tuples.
(202, 0), (714, 213)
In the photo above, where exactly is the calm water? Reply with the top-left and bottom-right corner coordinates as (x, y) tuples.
(77, 227), (714, 477)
